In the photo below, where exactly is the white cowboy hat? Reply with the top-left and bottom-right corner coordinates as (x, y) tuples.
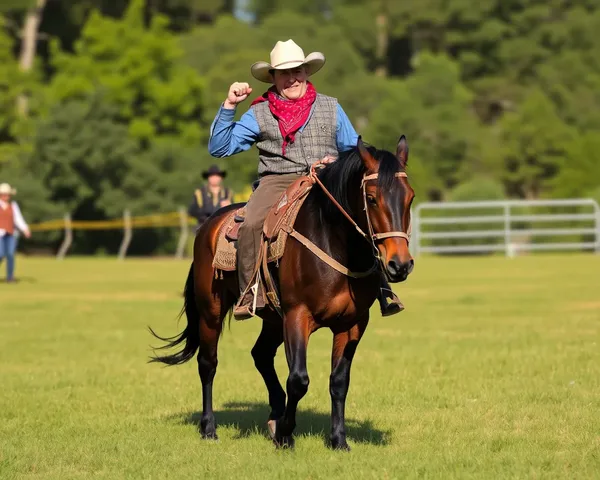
(0, 183), (16, 195)
(251, 39), (326, 84)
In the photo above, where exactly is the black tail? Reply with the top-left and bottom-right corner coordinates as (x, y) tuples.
(149, 263), (200, 365)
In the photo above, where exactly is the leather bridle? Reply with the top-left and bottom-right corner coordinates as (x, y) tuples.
(292, 162), (411, 278)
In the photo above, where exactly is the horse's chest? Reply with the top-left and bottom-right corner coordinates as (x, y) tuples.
(311, 282), (377, 326)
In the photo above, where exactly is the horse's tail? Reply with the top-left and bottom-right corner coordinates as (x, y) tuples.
(149, 263), (200, 365)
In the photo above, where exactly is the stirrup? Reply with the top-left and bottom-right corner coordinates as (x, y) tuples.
(250, 280), (259, 317)
(233, 305), (253, 321)
(234, 274), (261, 321)
(379, 288), (405, 317)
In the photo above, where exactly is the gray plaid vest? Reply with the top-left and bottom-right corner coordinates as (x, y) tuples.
(252, 93), (338, 177)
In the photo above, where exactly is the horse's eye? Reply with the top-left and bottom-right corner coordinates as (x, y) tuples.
(366, 195), (377, 206)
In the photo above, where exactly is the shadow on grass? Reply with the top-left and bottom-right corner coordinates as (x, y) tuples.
(0, 276), (37, 284)
(166, 401), (391, 446)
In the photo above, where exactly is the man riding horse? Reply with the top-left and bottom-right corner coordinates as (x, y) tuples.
(208, 39), (404, 320)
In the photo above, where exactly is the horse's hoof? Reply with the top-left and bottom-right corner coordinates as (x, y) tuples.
(267, 419), (277, 440)
(201, 430), (218, 440)
(332, 440), (351, 451)
(274, 435), (295, 449)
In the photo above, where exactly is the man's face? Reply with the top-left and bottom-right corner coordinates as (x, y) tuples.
(0, 193), (10, 203)
(272, 66), (308, 100)
(207, 174), (223, 188)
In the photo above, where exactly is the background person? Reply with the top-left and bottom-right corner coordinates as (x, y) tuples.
(188, 164), (233, 226)
(0, 183), (31, 283)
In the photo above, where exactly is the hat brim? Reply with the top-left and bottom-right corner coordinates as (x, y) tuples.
(0, 188), (16, 195)
(202, 171), (227, 179)
(251, 52), (326, 84)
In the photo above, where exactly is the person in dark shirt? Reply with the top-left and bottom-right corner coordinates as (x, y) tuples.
(188, 165), (233, 226)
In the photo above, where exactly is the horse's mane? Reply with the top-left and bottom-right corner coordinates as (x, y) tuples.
(308, 144), (400, 224)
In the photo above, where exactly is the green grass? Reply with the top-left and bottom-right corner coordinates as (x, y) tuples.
(1, 254), (599, 479)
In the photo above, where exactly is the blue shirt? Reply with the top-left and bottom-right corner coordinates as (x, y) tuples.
(208, 103), (359, 158)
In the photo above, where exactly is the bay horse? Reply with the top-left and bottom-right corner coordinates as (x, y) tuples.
(150, 136), (414, 450)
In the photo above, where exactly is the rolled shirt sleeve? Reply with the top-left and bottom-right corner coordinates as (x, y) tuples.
(208, 105), (260, 157)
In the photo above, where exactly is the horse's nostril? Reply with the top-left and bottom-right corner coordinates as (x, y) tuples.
(387, 257), (413, 280)
(387, 259), (401, 275)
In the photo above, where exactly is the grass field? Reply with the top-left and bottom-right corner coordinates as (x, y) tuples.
(1, 254), (599, 479)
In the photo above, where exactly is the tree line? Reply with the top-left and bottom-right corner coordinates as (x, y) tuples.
(0, 0), (598, 254)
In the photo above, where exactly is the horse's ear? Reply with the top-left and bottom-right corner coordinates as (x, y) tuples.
(357, 136), (378, 171)
(396, 135), (409, 169)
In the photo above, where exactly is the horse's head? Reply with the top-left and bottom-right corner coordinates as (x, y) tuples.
(357, 136), (415, 283)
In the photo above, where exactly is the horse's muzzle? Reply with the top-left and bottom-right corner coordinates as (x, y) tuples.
(386, 257), (414, 282)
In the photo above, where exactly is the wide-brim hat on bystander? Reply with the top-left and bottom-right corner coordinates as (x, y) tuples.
(0, 183), (16, 195)
(251, 39), (326, 84)
(202, 165), (227, 179)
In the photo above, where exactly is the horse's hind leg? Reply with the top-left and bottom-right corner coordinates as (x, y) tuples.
(188, 212), (237, 440)
(251, 317), (285, 438)
(196, 310), (223, 439)
(196, 279), (233, 439)
(329, 316), (369, 451)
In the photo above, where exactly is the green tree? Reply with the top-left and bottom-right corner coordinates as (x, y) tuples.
(45, 0), (206, 148)
(0, 14), (41, 163)
(365, 52), (481, 200)
(180, 14), (260, 77)
(29, 94), (137, 218)
(99, 139), (204, 218)
(248, 0), (332, 22)
(22, 92), (204, 254)
(499, 89), (577, 199)
(535, 8), (600, 132)
(329, 0), (600, 124)
(551, 133), (600, 199)
(149, 0), (235, 30)
(6, 94), (135, 253)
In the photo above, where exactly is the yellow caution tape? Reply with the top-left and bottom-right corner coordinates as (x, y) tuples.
(28, 199), (254, 232)
(29, 212), (196, 232)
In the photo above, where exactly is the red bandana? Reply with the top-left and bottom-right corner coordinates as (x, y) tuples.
(251, 82), (317, 155)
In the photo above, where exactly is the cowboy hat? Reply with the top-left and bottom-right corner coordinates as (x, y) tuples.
(251, 39), (326, 84)
(202, 165), (227, 179)
(0, 183), (16, 195)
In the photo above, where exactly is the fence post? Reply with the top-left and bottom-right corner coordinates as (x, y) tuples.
(410, 205), (421, 257)
(595, 202), (600, 254)
(504, 203), (512, 257)
(175, 206), (189, 259)
(56, 213), (72, 260)
(118, 209), (132, 260)
(407, 207), (419, 257)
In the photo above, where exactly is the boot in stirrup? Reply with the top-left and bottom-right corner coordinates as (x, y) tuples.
(378, 277), (404, 317)
(233, 281), (262, 321)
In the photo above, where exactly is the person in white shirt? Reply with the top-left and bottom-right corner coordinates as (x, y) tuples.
(0, 183), (31, 283)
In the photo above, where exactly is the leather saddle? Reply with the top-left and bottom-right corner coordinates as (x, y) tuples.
(212, 176), (314, 273)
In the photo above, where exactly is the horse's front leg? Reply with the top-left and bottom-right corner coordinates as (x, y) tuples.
(251, 317), (286, 438)
(329, 316), (369, 451)
(275, 306), (312, 449)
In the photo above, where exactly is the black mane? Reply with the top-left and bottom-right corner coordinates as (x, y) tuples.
(309, 145), (401, 224)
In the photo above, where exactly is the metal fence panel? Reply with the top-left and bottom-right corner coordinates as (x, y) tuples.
(412, 198), (600, 257)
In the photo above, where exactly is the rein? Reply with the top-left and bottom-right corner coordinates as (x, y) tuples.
(286, 162), (410, 279)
